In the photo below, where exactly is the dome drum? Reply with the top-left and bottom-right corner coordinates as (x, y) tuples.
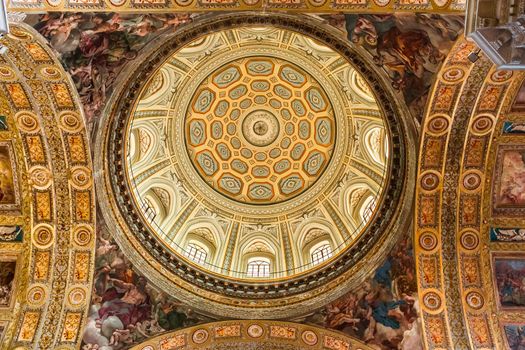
(96, 13), (416, 318)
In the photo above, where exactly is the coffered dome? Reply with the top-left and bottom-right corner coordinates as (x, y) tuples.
(97, 14), (416, 318)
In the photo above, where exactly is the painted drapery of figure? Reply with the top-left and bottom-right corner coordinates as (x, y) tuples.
(0, 261), (15, 308)
(494, 256), (525, 309)
(344, 14), (463, 122)
(82, 215), (208, 350)
(304, 237), (421, 350)
(26, 13), (193, 131)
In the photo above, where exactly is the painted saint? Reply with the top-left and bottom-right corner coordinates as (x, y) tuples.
(496, 150), (525, 207)
(0, 261), (16, 308)
(503, 323), (525, 350)
(0, 145), (16, 206)
(494, 257), (525, 308)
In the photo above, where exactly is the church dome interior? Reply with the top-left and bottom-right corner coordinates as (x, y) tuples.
(1, 2), (525, 350)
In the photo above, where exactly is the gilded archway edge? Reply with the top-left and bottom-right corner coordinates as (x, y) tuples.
(415, 37), (525, 349)
(0, 24), (95, 349)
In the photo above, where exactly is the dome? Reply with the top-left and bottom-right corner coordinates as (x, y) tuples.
(125, 25), (387, 279)
(97, 13), (415, 318)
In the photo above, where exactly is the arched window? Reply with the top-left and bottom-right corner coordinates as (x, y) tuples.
(185, 242), (208, 264)
(310, 243), (333, 265)
(360, 196), (377, 222)
(246, 258), (270, 278)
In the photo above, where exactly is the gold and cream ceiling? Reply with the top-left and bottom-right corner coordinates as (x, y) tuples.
(125, 25), (389, 279)
(3, 6), (525, 350)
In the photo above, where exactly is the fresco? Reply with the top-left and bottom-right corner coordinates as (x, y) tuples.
(26, 13), (193, 130)
(304, 236), (421, 350)
(0, 260), (16, 308)
(82, 215), (210, 350)
(493, 256), (525, 309)
(494, 149), (525, 207)
(0, 321), (7, 344)
(503, 323), (525, 350)
(344, 14), (463, 121)
(503, 122), (525, 134)
(512, 81), (525, 111)
(0, 226), (23, 242)
(0, 144), (17, 207)
(491, 228), (525, 242)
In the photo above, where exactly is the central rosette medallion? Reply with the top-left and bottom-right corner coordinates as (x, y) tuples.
(185, 57), (336, 204)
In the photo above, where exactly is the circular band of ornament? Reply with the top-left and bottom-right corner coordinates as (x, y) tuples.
(471, 114), (494, 135)
(97, 13), (415, 318)
(27, 284), (47, 307)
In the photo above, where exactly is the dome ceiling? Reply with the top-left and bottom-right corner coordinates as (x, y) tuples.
(96, 14), (415, 319)
(125, 25), (388, 279)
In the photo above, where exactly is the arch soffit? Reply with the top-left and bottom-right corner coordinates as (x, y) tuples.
(0, 24), (95, 349)
(415, 36), (525, 349)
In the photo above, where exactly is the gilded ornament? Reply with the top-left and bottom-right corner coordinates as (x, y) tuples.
(67, 287), (87, 307)
(247, 324), (264, 338)
(32, 224), (54, 249)
(192, 329), (209, 344)
(16, 112), (39, 133)
(427, 115), (449, 134)
(26, 285), (47, 306)
(471, 115), (494, 135)
(38, 66), (62, 81)
(490, 70), (513, 83)
(420, 172), (440, 191)
(301, 330), (318, 345)
(459, 230), (479, 250)
(419, 231), (438, 251)
(423, 291), (442, 311)
(29, 166), (52, 189)
(73, 226), (92, 247)
(442, 67), (465, 82)
(462, 171), (481, 191)
(59, 112), (83, 133)
(70, 166), (91, 189)
(465, 291), (484, 310)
